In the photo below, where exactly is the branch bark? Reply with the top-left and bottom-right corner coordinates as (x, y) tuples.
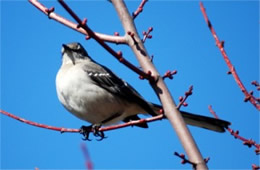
(111, 0), (208, 169)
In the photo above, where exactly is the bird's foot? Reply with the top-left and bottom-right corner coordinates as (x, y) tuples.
(79, 124), (107, 141)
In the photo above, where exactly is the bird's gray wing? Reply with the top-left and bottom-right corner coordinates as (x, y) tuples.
(83, 63), (157, 116)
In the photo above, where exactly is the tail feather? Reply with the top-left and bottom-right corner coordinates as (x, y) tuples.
(180, 111), (230, 132)
(151, 103), (230, 133)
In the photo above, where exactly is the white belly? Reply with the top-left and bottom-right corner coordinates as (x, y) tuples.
(56, 63), (130, 125)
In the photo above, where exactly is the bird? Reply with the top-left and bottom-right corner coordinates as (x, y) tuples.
(56, 42), (230, 140)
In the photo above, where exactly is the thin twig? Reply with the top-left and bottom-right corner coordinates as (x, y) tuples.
(132, 0), (148, 19)
(0, 109), (163, 133)
(252, 164), (260, 170)
(162, 70), (177, 80)
(208, 105), (260, 155)
(174, 152), (210, 168)
(142, 27), (153, 43)
(251, 80), (260, 92)
(100, 114), (164, 132)
(200, 2), (260, 111)
(0, 109), (79, 133)
(28, 0), (126, 44)
(174, 152), (196, 168)
(176, 86), (193, 110)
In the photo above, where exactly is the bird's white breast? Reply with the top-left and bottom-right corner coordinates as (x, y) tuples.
(56, 63), (132, 125)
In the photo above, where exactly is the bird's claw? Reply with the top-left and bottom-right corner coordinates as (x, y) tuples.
(80, 125), (107, 141)
(92, 125), (106, 141)
(79, 125), (92, 141)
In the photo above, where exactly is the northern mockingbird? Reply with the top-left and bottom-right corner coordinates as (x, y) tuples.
(56, 42), (230, 140)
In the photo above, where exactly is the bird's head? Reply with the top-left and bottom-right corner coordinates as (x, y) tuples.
(61, 42), (90, 65)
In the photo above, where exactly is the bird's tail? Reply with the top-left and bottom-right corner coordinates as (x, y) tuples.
(151, 103), (230, 133)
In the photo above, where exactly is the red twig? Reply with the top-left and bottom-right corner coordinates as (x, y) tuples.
(142, 27), (153, 43)
(207, 105), (219, 119)
(251, 81), (260, 103)
(200, 2), (260, 111)
(251, 80), (260, 92)
(162, 70), (177, 80)
(174, 152), (210, 168)
(252, 164), (260, 170)
(174, 152), (196, 167)
(81, 143), (93, 170)
(28, 0), (126, 44)
(1, 109), (163, 135)
(99, 114), (164, 132)
(132, 0), (148, 19)
(57, 0), (153, 81)
(176, 86), (193, 109)
(0, 109), (79, 133)
(204, 157), (210, 164)
(208, 105), (260, 155)
(174, 151), (210, 168)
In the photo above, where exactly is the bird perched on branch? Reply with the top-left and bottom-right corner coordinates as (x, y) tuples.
(56, 42), (230, 140)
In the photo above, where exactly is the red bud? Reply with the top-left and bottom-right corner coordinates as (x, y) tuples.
(114, 32), (119, 36)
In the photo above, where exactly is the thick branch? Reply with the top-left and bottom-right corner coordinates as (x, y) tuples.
(111, 0), (208, 169)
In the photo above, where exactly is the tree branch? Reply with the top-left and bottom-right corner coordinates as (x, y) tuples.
(132, 0), (148, 20)
(111, 0), (208, 169)
(208, 105), (260, 155)
(200, 2), (260, 111)
(174, 152), (197, 168)
(0, 109), (79, 133)
(28, 0), (126, 44)
(176, 85), (193, 109)
(0, 109), (164, 135)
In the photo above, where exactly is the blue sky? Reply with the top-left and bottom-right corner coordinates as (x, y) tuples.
(1, 0), (259, 169)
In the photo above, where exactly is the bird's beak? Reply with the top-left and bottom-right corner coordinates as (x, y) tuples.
(62, 44), (69, 50)
(62, 44), (69, 51)
(61, 44), (76, 65)
(62, 44), (70, 55)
